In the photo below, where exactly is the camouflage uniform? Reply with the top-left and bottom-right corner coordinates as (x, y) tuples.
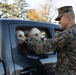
(25, 24), (76, 75)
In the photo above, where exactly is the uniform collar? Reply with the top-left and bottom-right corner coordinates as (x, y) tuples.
(70, 24), (76, 29)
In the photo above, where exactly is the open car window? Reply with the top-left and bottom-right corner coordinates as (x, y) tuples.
(16, 27), (51, 54)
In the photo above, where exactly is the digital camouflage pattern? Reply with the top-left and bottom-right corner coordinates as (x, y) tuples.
(25, 24), (76, 75)
(55, 6), (73, 21)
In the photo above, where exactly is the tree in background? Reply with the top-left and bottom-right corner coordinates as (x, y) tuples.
(0, 0), (57, 23)
(27, 3), (49, 22)
(14, 0), (30, 19)
(0, 2), (19, 18)
(27, 3), (50, 22)
(27, 0), (57, 23)
(47, 0), (58, 23)
(0, 0), (29, 19)
(27, 9), (39, 21)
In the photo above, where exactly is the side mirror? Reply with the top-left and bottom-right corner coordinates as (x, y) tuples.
(0, 59), (6, 75)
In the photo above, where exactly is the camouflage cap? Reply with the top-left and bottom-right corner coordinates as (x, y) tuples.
(55, 6), (73, 21)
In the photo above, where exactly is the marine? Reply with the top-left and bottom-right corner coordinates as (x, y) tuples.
(25, 6), (76, 75)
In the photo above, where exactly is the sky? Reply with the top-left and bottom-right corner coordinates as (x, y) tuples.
(1, 0), (76, 22)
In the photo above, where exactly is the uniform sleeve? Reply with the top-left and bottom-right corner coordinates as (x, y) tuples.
(25, 31), (69, 54)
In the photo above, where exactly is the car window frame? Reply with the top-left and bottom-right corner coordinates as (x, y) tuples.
(9, 23), (53, 51)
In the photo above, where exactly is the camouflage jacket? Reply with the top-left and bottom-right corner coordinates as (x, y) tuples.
(25, 24), (76, 75)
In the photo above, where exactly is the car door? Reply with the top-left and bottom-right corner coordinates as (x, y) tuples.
(9, 20), (57, 75)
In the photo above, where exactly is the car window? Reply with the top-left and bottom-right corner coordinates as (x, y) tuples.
(16, 27), (51, 54)
(54, 28), (63, 36)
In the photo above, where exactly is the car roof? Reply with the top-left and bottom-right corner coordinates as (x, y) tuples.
(0, 18), (59, 27)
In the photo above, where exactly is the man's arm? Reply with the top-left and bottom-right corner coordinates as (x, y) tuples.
(25, 31), (69, 54)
